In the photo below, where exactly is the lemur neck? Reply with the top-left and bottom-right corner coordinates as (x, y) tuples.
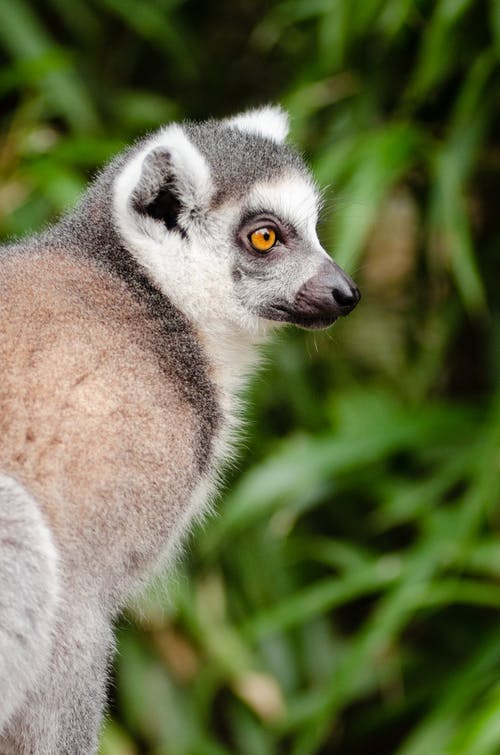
(195, 322), (265, 407)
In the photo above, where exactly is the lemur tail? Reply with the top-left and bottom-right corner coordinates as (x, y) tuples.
(0, 474), (59, 732)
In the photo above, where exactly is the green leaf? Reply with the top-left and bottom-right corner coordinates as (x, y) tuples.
(0, 0), (98, 130)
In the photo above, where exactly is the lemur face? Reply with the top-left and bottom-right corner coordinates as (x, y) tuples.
(228, 177), (359, 330)
(113, 107), (359, 336)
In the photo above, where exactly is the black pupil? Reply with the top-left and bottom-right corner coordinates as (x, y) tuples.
(262, 230), (270, 241)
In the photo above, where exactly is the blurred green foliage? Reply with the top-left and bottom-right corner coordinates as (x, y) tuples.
(1, 0), (499, 753)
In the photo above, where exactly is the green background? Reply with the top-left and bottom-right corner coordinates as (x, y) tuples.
(0, 1), (499, 752)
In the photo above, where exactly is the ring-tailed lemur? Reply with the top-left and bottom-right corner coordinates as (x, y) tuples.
(0, 106), (359, 753)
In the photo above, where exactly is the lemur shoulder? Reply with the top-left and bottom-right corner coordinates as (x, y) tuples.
(0, 106), (359, 753)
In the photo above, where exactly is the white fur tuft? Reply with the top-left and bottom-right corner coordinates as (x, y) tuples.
(113, 124), (213, 246)
(227, 106), (290, 142)
(158, 124), (213, 208)
(113, 124), (215, 307)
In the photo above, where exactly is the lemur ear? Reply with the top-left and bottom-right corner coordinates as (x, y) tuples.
(131, 148), (181, 230)
(227, 105), (290, 143)
(120, 126), (212, 232)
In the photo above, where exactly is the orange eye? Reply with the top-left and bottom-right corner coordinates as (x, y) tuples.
(249, 227), (277, 253)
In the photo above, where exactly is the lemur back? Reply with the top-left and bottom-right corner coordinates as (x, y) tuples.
(0, 106), (359, 753)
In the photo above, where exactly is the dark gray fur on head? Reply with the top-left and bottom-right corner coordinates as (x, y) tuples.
(184, 119), (309, 203)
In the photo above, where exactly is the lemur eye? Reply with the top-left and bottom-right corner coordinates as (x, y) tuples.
(249, 227), (277, 253)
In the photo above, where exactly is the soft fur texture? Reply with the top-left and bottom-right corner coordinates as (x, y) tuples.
(0, 106), (359, 753)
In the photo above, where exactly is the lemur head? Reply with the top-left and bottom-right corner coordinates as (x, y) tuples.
(113, 106), (360, 336)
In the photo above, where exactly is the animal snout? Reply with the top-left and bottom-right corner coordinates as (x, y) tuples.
(295, 260), (360, 319)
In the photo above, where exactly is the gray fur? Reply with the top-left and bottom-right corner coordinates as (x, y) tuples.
(184, 120), (309, 202)
(58, 179), (221, 473)
(0, 475), (59, 734)
(0, 108), (359, 753)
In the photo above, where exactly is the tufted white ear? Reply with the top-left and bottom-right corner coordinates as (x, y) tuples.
(114, 124), (213, 236)
(151, 125), (213, 211)
(227, 105), (290, 143)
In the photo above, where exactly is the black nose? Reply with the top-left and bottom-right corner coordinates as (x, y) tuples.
(332, 281), (361, 314)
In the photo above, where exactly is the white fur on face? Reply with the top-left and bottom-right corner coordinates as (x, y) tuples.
(113, 137), (325, 356)
(113, 133), (256, 341)
(226, 106), (290, 143)
(113, 125), (238, 326)
(113, 124), (213, 269)
(246, 174), (323, 248)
